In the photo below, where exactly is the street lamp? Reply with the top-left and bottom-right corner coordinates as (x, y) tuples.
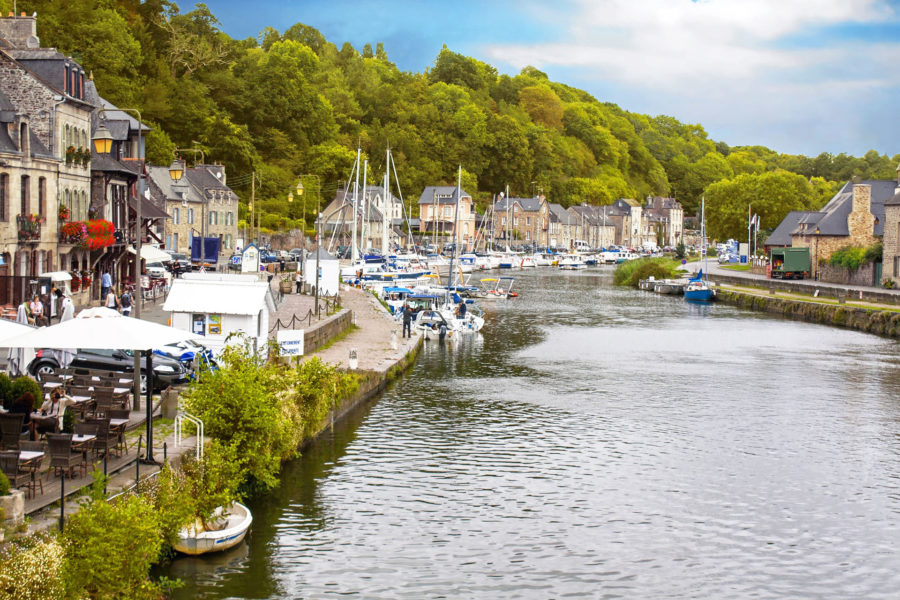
(814, 226), (820, 280)
(315, 211), (323, 317)
(92, 107), (143, 319)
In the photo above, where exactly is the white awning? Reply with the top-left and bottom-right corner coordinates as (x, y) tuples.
(127, 245), (172, 263)
(38, 271), (72, 282)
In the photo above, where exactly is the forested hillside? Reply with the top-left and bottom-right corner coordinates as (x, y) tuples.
(8, 0), (899, 235)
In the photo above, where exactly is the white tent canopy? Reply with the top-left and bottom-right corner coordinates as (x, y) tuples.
(38, 271), (72, 282)
(2, 307), (200, 351)
(127, 245), (172, 263)
(0, 319), (35, 346)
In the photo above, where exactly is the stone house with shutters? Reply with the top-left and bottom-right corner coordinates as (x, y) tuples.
(418, 186), (476, 249)
(146, 163), (238, 258)
(491, 195), (549, 247)
(319, 186), (405, 252)
(644, 196), (684, 248)
(0, 14), (93, 302)
(547, 203), (578, 250)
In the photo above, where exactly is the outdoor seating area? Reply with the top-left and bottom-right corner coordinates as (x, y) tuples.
(0, 368), (135, 500)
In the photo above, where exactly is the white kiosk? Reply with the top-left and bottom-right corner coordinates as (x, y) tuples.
(304, 248), (340, 296)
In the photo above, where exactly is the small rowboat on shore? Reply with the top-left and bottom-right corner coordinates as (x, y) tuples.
(174, 502), (253, 556)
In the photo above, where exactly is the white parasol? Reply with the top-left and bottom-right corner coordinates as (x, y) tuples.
(52, 293), (76, 368)
(6, 304), (36, 377)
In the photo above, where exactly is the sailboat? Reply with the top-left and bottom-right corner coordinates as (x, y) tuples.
(684, 197), (715, 302)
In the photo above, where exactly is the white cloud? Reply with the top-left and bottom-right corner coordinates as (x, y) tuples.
(480, 0), (900, 153)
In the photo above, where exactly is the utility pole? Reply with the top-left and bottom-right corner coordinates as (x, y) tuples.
(251, 171), (256, 245)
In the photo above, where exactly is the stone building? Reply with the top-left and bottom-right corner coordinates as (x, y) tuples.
(146, 163), (238, 260)
(548, 203), (578, 250)
(643, 196), (684, 248)
(491, 196), (549, 247)
(319, 186), (404, 253)
(788, 180), (894, 279)
(417, 186), (476, 249)
(879, 165), (900, 284)
(0, 14), (93, 305)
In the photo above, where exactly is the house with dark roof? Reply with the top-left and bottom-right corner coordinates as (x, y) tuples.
(0, 14), (94, 305)
(319, 186), (405, 252)
(417, 186), (475, 249)
(547, 203), (578, 250)
(766, 176), (898, 280)
(490, 195), (549, 246)
(146, 164), (238, 259)
(644, 196), (684, 248)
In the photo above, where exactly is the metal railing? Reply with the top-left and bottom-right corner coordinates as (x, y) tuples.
(16, 215), (41, 242)
(268, 297), (341, 333)
(174, 411), (204, 460)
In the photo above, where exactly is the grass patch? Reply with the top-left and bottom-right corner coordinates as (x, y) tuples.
(613, 257), (682, 288)
(721, 264), (751, 271)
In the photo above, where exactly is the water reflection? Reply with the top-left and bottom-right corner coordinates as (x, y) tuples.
(168, 268), (900, 599)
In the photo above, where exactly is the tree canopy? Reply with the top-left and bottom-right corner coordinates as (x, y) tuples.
(9, 0), (897, 230)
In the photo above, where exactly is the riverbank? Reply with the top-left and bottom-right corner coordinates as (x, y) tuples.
(714, 283), (900, 338)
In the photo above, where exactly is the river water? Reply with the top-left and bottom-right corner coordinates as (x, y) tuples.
(166, 268), (900, 599)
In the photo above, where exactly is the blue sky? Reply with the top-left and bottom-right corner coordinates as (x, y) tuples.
(201, 0), (900, 158)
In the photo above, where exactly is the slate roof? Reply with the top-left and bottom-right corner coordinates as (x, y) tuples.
(147, 165), (204, 203)
(187, 168), (229, 192)
(493, 196), (544, 212)
(417, 186), (472, 205)
(86, 82), (150, 134)
(89, 152), (136, 176)
(792, 180), (895, 237)
(764, 210), (811, 247)
(885, 190), (900, 206)
(0, 89), (13, 120)
(548, 203), (577, 225)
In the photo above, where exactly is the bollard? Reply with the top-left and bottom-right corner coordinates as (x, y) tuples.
(348, 348), (358, 370)
(59, 470), (65, 532)
(136, 435), (142, 489)
(390, 330), (399, 351)
(163, 442), (167, 463)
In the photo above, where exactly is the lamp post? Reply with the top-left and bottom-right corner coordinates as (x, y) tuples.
(316, 211), (323, 317)
(92, 107), (143, 318)
(814, 227), (820, 280)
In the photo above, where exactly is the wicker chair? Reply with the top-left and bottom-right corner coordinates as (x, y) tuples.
(0, 413), (26, 451)
(19, 440), (44, 496)
(108, 409), (130, 454)
(0, 450), (33, 497)
(87, 419), (118, 459)
(93, 389), (115, 420)
(46, 433), (82, 479)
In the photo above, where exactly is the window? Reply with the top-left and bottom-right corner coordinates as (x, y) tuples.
(443, 206), (452, 218)
(188, 208), (194, 224)
(0, 173), (7, 221)
(38, 178), (45, 218)
(502, 217), (507, 225)
(173, 232), (179, 251)
(20, 175), (30, 215)
(526, 217), (531, 226)
(208, 211), (214, 226)
(166, 235), (172, 250)
(224, 234), (232, 249)
(173, 208), (180, 225)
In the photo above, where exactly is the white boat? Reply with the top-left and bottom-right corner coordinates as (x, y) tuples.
(519, 255), (537, 268)
(532, 253), (552, 267)
(174, 502), (253, 556)
(558, 255), (587, 270)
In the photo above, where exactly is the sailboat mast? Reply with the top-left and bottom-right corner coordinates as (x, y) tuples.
(447, 166), (462, 301)
(505, 184), (510, 247)
(382, 148), (390, 255)
(361, 159), (368, 253)
(351, 148), (360, 262)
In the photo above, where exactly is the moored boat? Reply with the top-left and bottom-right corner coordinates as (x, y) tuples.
(174, 502), (253, 556)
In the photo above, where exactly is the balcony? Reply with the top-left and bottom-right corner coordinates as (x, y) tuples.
(16, 214), (42, 243)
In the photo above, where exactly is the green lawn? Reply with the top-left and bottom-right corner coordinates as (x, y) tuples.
(721, 264), (752, 271)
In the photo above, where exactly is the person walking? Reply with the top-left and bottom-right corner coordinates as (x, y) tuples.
(119, 287), (133, 316)
(105, 287), (120, 312)
(402, 304), (413, 338)
(295, 270), (302, 294)
(100, 269), (112, 302)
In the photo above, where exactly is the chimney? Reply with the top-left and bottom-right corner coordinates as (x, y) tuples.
(0, 14), (39, 49)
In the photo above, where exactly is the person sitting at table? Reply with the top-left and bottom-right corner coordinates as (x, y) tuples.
(35, 389), (63, 435)
(30, 294), (47, 326)
(9, 392), (34, 434)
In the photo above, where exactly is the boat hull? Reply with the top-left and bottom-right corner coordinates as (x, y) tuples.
(174, 502), (253, 556)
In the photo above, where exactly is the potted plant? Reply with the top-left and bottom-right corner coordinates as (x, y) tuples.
(65, 145), (75, 165)
(58, 204), (70, 221)
(70, 271), (81, 293)
(80, 147), (90, 167)
(81, 270), (92, 288)
(0, 470), (24, 529)
(279, 274), (293, 294)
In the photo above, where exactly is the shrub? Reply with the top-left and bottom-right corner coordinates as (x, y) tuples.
(178, 440), (242, 530)
(613, 257), (680, 288)
(0, 470), (9, 496)
(0, 534), (66, 600)
(0, 373), (11, 409)
(62, 474), (164, 600)
(143, 463), (197, 554)
(675, 242), (686, 259)
(11, 377), (43, 410)
(828, 243), (882, 270)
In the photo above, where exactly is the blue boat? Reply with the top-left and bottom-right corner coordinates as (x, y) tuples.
(684, 270), (715, 302)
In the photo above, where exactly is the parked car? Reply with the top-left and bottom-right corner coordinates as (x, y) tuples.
(27, 348), (190, 393)
(228, 254), (242, 271)
(288, 248), (304, 260)
(145, 261), (167, 278)
(259, 251), (278, 264)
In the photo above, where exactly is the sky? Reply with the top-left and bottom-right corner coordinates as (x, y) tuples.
(201, 0), (900, 158)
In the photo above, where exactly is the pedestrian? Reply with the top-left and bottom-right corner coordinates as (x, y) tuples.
(402, 304), (413, 338)
(100, 269), (112, 301)
(30, 294), (47, 326)
(105, 287), (120, 311)
(49, 284), (58, 323)
(60, 292), (74, 321)
(295, 270), (302, 294)
(119, 287), (133, 316)
(52, 287), (64, 323)
(438, 321), (447, 343)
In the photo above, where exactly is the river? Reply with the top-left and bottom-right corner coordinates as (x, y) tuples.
(165, 268), (900, 599)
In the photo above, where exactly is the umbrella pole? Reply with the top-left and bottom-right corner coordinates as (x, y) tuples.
(142, 350), (157, 465)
